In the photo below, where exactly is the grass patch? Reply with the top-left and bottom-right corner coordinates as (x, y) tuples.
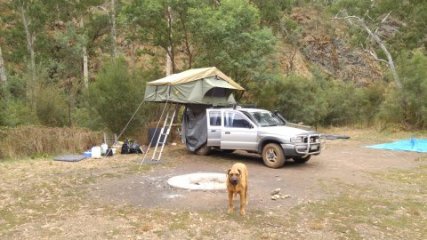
(374, 165), (427, 189)
(285, 166), (427, 239)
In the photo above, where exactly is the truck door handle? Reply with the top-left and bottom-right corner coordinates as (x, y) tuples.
(225, 131), (230, 134)
(211, 130), (216, 132)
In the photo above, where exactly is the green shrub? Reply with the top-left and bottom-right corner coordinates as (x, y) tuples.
(35, 85), (69, 127)
(254, 72), (386, 127)
(71, 105), (106, 131)
(321, 80), (385, 126)
(378, 50), (427, 129)
(255, 74), (327, 126)
(88, 58), (159, 135)
(0, 99), (38, 127)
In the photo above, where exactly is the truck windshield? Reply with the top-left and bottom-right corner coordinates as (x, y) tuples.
(247, 111), (286, 127)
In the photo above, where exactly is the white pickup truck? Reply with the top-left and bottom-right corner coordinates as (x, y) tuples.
(183, 106), (321, 168)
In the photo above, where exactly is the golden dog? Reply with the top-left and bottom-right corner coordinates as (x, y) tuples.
(227, 163), (248, 216)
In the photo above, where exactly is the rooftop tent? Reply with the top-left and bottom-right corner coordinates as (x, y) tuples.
(144, 67), (244, 105)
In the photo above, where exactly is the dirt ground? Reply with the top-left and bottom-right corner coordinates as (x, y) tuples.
(1, 128), (426, 239)
(92, 138), (420, 211)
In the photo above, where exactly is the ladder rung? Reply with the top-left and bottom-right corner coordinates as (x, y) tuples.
(149, 103), (178, 162)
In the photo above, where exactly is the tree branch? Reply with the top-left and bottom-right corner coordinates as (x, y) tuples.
(334, 10), (402, 89)
(366, 49), (388, 64)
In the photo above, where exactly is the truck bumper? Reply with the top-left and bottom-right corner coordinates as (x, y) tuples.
(281, 143), (321, 157)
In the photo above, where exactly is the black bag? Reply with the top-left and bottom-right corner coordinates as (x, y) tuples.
(121, 140), (130, 154)
(121, 139), (143, 154)
(105, 148), (114, 157)
(129, 142), (143, 154)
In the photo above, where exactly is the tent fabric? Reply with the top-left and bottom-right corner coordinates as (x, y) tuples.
(147, 67), (244, 90)
(181, 105), (208, 152)
(367, 138), (427, 153)
(144, 67), (244, 105)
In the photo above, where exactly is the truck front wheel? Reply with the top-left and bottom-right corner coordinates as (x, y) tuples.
(262, 143), (285, 168)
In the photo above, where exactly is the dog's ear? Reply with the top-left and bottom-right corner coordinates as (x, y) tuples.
(237, 169), (241, 175)
(227, 169), (231, 175)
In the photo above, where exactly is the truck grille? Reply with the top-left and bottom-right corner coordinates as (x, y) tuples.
(303, 135), (320, 143)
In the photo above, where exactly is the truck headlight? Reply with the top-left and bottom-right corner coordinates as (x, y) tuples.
(290, 136), (304, 143)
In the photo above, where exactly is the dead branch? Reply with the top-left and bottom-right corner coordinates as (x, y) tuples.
(365, 49), (388, 64)
(334, 10), (402, 89)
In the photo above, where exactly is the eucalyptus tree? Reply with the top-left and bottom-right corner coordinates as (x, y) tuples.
(4, 0), (50, 107)
(125, 0), (276, 87)
(124, 0), (193, 74)
(188, 0), (276, 87)
(0, 46), (6, 84)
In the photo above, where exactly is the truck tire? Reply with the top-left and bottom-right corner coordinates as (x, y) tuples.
(195, 144), (211, 155)
(262, 143), (285, 168)
(293, 155), (311, 164)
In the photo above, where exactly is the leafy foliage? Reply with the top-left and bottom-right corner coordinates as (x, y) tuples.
(88, 58), (159, 134)
(188, 0), (276, 87)
(254, 71), (386, 127)
(378, 50), (427, 128)
(35, 84), (69, 127)
(255, 74), (327, 126)
(0, 0), (426, 132)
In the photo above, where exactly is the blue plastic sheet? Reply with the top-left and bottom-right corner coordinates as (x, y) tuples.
(367, 138), (427, 153)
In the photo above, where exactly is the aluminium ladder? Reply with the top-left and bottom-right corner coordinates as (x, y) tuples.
(150, 104), (178, 161)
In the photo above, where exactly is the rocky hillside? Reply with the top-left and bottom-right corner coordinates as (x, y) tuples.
(277, 7), (384, 86)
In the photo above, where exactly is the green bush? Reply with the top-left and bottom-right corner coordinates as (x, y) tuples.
(35, 85), (69, 127)
(71, 105), (106, 131)
(0, 98), (38, 127)
(378, 50), (427, 129)
(255, 74), (327, 126)
(254, 72), (386, 127)
(88, 58), (159, 135)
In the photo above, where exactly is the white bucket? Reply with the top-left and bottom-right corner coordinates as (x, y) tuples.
(101, 143), (108, 155)
(91, 146), (101, 159)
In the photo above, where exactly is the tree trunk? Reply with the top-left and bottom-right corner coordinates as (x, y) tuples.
(20, 4), (36, 106)
(0, 45), (7, 83)
(178, 11), (193, 68)
(83, 48), (88, 88)
(357, 19), (401, 88)
(165, 6), (175, 76)
(80, 18), (89, 88)
(111, 0), (117, 58)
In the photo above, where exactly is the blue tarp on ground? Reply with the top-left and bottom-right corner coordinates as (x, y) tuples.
(367, 138), (427, 153)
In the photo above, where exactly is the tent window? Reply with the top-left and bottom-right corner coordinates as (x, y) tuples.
(205, 87), (229, 97)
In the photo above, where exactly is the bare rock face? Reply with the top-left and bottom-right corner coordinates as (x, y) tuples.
(284, 7), (384, 86)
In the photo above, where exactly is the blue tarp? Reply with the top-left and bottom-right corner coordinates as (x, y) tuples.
(367, 138), (427, 153)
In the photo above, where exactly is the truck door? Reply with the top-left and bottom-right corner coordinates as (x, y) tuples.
(221, 110), (258, 151)
(207, 110), (221, 147)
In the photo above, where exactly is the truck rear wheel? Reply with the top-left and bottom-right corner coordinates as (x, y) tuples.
(262, 143), (285, 168)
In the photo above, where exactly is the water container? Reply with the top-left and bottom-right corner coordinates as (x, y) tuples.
(101, 143), (108, 155)
(83, 151), (92, 158)
(91, 146), (101, 158)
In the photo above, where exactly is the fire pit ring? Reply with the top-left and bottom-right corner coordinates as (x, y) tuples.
(167, 172), (226, 190)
